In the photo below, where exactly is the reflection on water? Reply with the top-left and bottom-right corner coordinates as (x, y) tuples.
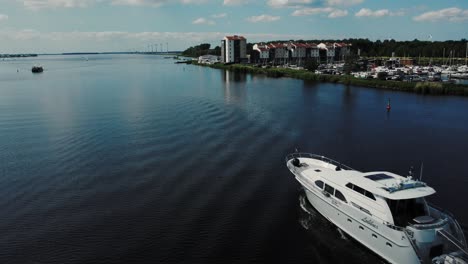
(1, 55), (468, 263)
(298, 190), (385, 264)
(222, 70), (247, 105)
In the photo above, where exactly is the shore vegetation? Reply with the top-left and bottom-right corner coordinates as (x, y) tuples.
(193, 62), (468, 96)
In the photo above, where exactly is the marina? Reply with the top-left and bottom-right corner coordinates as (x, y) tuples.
(1, 0), (467, 262)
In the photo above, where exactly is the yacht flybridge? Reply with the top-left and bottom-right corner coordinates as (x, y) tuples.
(286, 152), (468, 264)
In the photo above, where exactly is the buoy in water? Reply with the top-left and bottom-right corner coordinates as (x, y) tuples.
(386, 98), (391, 111)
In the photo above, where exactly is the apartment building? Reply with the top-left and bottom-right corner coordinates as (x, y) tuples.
(221, 35), (247, 63)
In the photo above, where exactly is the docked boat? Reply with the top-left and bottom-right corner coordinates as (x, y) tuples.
(286, 152), (468, 264)
(31, 66), (43, 73)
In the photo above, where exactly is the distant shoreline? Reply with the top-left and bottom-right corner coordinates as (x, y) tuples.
(1, 52), (183, 57)
(0, 54), (37, 58)
(193, 62), (468, 96)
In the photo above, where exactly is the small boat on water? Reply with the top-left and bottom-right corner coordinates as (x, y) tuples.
(31, 66), (43, 73)
(286, 152), (468, 264)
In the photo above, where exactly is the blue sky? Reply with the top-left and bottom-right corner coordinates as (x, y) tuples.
(0, 0), (467, 53)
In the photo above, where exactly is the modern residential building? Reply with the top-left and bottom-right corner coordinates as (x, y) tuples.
(252, 43), (269, 63)
(333, 42), (351, 61)
(305, 43), (320, 59)
(272, 43), (289, 63)
(251, 41), (351, 65)
(221, 35), (247, 63)
(289, 43), (320, 64)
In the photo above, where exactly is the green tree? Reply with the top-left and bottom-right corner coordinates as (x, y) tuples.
(213, 46), (221, 56)
(305, 59), (318, 71)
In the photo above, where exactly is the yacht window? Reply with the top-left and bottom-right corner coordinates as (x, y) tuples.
(352, 185), (366, 195)
(334, 190), (347, 203)
(347, 183), (376, 201)
(386, 198), (428, 227)
(315, 180), (324, 189)
(365, 191), (376, 201)
(324, 184), (335, 195)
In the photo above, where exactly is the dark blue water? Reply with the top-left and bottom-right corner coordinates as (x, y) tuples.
(1, 55), (467, 263)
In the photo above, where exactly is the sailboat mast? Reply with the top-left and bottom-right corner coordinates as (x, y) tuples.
(443, 48), (445, 64)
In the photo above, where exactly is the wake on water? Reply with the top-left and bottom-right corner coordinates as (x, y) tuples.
(297, 189), (385, 263)
(298, 190), (348, 240)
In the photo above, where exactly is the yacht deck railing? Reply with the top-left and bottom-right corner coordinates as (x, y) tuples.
(428, 203), (467, 249)
(285, 152), (355, 171)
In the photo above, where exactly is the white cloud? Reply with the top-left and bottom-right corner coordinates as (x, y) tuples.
(325, 0), (363, 6)
(0, 29), (326, 53)
(22, 0), (96, 9)
(355, 8), (405, 17)
(292, 7), (333, 16)
(110, 0), (169, 7)
(192, 17), (215, 25)
(413, 7), (468, 22)
(246, 14), (280, 22)
(355, 8), (388, 17)
(328, 9), (347, 18)
(181, 0), (208, 3)
(20, 0), (207, 9)
(223, 0), (247, 6)
(212, 13), (227, 18)
(267, 0), (313, 8)
(0, 14), (8, 21)
(292, 7), (347, 18)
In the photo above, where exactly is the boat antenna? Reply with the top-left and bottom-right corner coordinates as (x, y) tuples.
(419, 162), (424, 181)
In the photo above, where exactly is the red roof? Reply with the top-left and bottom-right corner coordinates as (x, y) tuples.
(267, 43), (276, 48)
(271, 43), (287, 48)
(333, 42), (351, 48)
(292, 43), (308, 48)
(225, 35), (246, 40)
(305, 43), (317, 49)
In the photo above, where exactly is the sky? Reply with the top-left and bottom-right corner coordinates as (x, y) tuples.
(0, 0), (467, 53)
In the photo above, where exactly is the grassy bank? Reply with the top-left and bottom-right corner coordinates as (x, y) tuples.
(193, 62), (468, 96)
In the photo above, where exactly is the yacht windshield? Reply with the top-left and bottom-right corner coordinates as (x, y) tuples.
(386, 198), (429, 227)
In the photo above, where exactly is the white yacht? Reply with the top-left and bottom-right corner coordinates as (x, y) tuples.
(286, 153), (468, 264)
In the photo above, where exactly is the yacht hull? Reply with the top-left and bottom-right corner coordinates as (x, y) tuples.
(303, 187), (420, 264)
(286, 153), (467, 264)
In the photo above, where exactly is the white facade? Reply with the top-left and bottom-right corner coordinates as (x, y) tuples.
(251, 41), (351, 65)
(198, 55), (220, 64)
(253, 44), (269, 59)
(289, 44), (306, 58)
(225, 39), (234, 63)
(273, 44), (289, 59)
(309, 48), (319, 58)
(221, 36), (247, 63)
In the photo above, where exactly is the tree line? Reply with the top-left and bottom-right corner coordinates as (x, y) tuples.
(183, 39), (467, 59)
(181, 43), (220, 57)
